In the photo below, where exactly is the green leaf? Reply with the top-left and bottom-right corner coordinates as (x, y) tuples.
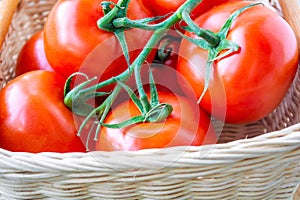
(131, 14), (170, 25)
(100, 115), (145, 128)
(64, 74), (97, 115)
(77, 108), (98, 137)
(116, 79), (144, 114)
(211, 39), (239, 62)
(114, 31), (131, 67)
(197, 58), (213, 104)
(145, 103), (173, 123)
(175, 27), (211, 50)
(181, 10), (219, 47)
(218, 3), (262, 39)
(64, 72), (89, 97)
(134, 64), (151, 113)
(149, 69), (159, 106)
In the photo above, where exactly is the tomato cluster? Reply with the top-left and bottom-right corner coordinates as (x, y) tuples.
(0, 0), (298, 153)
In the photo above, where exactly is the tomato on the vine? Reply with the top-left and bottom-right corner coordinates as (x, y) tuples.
(141, 33), (183, 94)
(15, 30), (53, 76)
(0, 70), (86, 153)
(95, 92), (217, 151)
(43, 0), (155, 93)
(177, 1), (298, 124)
(137, 0), (229, 18)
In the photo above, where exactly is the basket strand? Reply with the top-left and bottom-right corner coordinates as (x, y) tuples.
(0, 0), (19, 50)
(278, 0), (300, 54)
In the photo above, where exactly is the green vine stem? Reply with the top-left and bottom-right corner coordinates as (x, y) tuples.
(64, 0), (203, 109)
(63, 0), (261, 150)
(64, 0), (206, 146)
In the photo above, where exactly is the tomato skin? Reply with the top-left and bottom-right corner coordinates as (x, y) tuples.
(15, 30), (53, 76)
(95, 92), (216, 151)
(44, 0), (155, 89)
(177, 1), (299, 124)
(0, 71), (86, 153)
(137, 0), (229, 18)
(145, 63), (183, 94)
(142, 33), (183, 94)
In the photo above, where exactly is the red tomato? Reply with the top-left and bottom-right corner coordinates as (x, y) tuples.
(145, 63), (183, 94)
(95, 92), (217, 151)
(15, 30), (53, 76)
(43, 0), (155, 93)
(155, 33), (181, 69)
(177, 1), (299, 124)
(0, 71), (86, 153)
(142, 33), (183, 94)
(137, 0), (229, 18)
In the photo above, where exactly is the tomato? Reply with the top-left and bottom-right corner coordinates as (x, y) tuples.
(137, 0), (229, 18)
(95, 92), (217, 151)
(155, 33), (181, 70)
(145, 63), (183, 94)
(0, 70), (86, 153)
(177, 1), (299, 124)
(43, 0), (155, 93)
(141, 32), (183, 94)
(15, 30), (53, 76)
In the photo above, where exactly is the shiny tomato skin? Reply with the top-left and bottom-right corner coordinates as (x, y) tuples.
(177, 1), (299, 124)
(0, 71), (86, 153)
(95, 92), (217, 151)
(15, 30), (53, 76)
(44, 0), (155, 87)
(137, 0), (229, 18)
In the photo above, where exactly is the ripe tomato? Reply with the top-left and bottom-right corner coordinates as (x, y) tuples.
(141, 32), (183, 94)
(15, 30), (53, 76)
(0, 71), (86, 153)
(137, 0), (229, 18)
(95, 92), (217, 151)
(177, 1), (299, 124)
(43, 0), (155, 92)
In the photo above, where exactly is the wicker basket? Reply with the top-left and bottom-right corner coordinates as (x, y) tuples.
(1, 0), (300, 199)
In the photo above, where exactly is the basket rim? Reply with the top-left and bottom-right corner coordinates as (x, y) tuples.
(0, 124), (298, 175)
(0, 122), (299, 157)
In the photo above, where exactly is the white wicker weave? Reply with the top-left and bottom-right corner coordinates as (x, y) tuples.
(1, 0), (300, 199)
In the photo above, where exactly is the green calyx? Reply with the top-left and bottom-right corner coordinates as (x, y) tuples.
(178, 3), (262, 103)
